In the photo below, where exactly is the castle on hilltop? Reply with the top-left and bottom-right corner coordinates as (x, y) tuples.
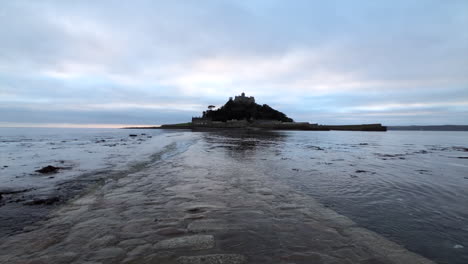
(159, 92), (386, 131)
(192, 92), (295, 126)
(230, 92), (255, 104)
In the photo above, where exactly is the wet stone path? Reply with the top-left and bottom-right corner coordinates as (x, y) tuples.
(0, 139), (435, 264)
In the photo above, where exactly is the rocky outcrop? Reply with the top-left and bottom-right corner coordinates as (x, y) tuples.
(35, 165), (61, 174)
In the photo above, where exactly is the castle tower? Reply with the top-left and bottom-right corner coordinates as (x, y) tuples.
(234, 92), (255, 104)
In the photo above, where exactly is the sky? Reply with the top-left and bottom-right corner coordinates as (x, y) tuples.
(1, 0), (467, 127)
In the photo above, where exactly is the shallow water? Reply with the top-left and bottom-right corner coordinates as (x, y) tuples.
(0, 128), (171, 190)
(202, 130), (468, 264)
(0, 128), (467, 263)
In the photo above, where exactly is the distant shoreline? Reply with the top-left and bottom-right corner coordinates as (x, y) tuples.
(388, 125), (468, 131)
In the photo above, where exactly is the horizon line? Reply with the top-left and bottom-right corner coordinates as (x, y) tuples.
(1, 122), (468, 129)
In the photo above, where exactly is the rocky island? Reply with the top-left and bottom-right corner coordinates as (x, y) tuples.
(127, 93), (386, 131)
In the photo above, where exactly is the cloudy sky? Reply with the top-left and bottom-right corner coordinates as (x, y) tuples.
(1, 0), (467, 127)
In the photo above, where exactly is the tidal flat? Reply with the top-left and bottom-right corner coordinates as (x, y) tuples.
(1, 128), (467, 264)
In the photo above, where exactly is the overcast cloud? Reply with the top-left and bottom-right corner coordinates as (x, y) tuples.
(1, 0), (467, 126)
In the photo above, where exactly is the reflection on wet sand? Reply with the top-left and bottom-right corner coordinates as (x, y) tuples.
(202, 130), (288, 160)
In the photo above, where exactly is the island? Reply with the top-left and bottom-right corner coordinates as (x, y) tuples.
(125, 93), (387, 131)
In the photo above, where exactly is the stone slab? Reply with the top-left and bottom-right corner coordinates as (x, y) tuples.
(177, 254), (246, 264)
(188, 220), (241, 232)
(154, 235), (214, 250)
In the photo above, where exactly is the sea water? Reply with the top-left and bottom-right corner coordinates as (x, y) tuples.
(0, 128), (467, 263)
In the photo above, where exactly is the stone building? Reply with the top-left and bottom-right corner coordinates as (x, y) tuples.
(233, 92), (255, 104)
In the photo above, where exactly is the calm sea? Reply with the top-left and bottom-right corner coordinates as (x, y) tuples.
(1, 128), (467, 264)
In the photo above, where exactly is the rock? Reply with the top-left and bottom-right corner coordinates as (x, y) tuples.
(414, 150), (429, 154)
(307, 146), (324, 150)
(453, 146), (468, 152)
(187, 207), (203, 213)
(0, 188), (31, 195)
(24, 196), (60, 205)
(35, 165), (61, 174)
(177, 254), (246, 264)
(154, 235), (214, 250)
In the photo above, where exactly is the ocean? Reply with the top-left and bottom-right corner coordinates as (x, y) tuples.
(1, 128), (467, 263)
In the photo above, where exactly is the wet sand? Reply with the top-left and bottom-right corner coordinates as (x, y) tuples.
(0, 137), (435, 264)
